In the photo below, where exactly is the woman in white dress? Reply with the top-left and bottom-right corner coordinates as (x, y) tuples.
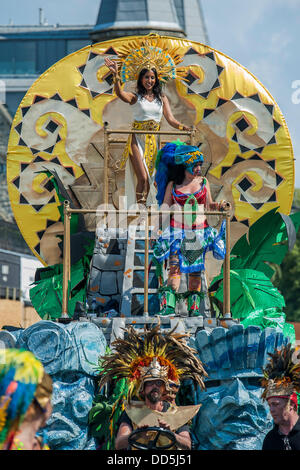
(104, 57), (191, 206)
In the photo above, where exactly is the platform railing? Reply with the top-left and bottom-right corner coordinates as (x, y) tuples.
(0, 286), (21, 301)
(61, 202), (231, 320)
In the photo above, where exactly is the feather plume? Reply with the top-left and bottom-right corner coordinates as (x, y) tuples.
(0, 349), (44, 449)
(261, 344), (300, 399)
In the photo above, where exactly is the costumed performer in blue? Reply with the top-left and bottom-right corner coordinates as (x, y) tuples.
(152, 140), (230, 317)
(104, 35), (191, 207)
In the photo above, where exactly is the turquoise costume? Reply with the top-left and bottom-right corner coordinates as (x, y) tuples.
(153, 182), (226, 273)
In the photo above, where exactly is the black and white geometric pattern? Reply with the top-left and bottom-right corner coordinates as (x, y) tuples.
(202, 91), (281, 154)
(11, 153), (75, 209)
(180, 48), (224, 98)
(13, 92), (99, 166)
(11, 153), (76, 256)
(201, 92), (284, 224)
(77, 47), (119, 98)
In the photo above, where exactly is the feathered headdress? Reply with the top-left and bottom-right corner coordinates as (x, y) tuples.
(0, 348), (48, 449)
(113, 34), (188, 84)
(155, 140), (204, 206)
(98, 321), (207, 403)
(261, 344), (300, 404)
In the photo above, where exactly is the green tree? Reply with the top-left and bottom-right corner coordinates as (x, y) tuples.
(274, 223), (300, 322)
(293, 188), (300, 210)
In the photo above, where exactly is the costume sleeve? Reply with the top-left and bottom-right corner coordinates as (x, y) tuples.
(176, 424), (190, 434)
(261, 430), (277, 450)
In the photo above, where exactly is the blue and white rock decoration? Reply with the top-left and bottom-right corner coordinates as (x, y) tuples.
(45, 375), (97, 450)
(16, 320), (107, 450)
(190, 325), (290, 450)
(0, 330), (17, 349)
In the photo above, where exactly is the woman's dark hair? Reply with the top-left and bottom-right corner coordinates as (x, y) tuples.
(168, 164), (185, 185)
(137, 68), (162, 102)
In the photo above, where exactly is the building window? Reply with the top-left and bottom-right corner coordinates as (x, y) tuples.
(36, 39), (67, 73)
(0, 36), (92, 76)
(0, 40), (36, 75)
(174, 0), (185, 31)
(1, 264), (9, 283)
(0, 163), (6, 175)
(16, 41), (36, 74)
(66, 39), (91, 55)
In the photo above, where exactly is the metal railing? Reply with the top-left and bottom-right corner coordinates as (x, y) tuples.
(0, 286), (21, 301)
(61, 202), (231, 319)
(60, 125), (231, 320)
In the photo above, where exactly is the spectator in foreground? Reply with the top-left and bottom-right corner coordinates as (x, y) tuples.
(261, 344), (300, 450)
(0, 348), (52, 450)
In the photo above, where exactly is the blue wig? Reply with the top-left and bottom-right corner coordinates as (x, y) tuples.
(155, 140), (204, 206)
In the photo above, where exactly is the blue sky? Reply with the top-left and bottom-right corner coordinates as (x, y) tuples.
(1, 0), (300, 186)
(202, 0), (300, 188)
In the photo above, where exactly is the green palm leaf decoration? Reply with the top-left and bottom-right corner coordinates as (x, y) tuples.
(230, 207), (300, 279)
(29, 169), (95, 319)
(29, 236), (94, 320)
(210, 267), (295, 341)
(89, 377), (128, 450)
(209, 208), (300, 343)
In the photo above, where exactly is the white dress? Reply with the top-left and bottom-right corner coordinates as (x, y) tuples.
(125, 94), (163, 208)
(131, 94), (163, 122)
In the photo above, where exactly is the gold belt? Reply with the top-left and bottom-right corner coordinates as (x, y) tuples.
(120, 119), (160, 176)
(132, 119), (160, 132)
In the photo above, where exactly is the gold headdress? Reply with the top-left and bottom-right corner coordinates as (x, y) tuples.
(114, 34), (187, 83)
(261, 344), (300, 401)
(99, 321), (207, 403)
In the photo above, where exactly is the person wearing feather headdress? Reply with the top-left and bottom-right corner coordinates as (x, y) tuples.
(98, 321), (207, 450)
(104, 35), (191, 207)
(261, 344), (300, 450)
(152, 140), (230, 317)
(0, 349), (53, 450)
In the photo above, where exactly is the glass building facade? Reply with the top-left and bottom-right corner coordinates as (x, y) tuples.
(0, 37), (92, 76)
(0, 26), (92, 115)
(0, 1), (209, 115)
